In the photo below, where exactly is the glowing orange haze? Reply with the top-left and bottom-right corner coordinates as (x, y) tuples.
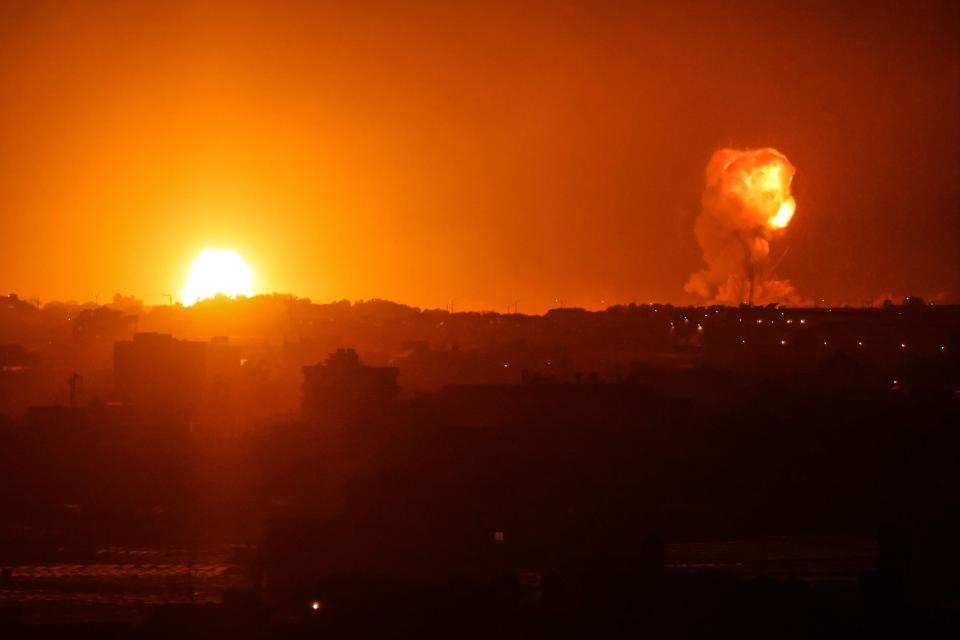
(0, 2), (957, 309)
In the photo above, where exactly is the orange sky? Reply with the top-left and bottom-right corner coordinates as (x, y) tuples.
(1, 1), (958, 310)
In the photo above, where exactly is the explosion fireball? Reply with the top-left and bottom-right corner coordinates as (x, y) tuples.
(181, 249), (254, 306)
(685, 147), (801, 306)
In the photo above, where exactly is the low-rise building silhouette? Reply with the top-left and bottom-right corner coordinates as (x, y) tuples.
(114, 332), (207, 412)
(301, 348), (399, 424)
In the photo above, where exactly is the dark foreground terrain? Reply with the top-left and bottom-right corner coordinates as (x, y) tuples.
(1, 299), (958, 637)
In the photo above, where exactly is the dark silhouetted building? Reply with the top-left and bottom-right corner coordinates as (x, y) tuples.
(114, 332), (207, 412)
(301, 348), (399, 424)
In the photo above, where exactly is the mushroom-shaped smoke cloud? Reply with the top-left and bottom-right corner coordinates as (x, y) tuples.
(685, 147), (803, 306)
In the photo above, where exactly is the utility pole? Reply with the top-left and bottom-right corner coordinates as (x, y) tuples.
(68, 372), (81, 409)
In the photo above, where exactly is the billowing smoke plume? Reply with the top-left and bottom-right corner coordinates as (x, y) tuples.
(685, 147), (802, 306)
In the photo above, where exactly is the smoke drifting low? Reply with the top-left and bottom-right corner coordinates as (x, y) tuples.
(685, 148), (803, 306)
